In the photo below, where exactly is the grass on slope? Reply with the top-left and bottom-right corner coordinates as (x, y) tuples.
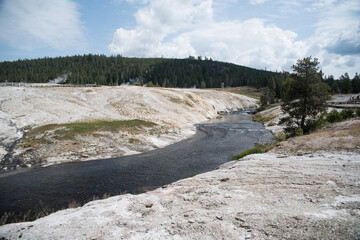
(230, 143), (275, 160)
(21, 119), (156, 147)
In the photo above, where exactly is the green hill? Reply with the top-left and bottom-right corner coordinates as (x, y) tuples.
(0, 54), (284, 88)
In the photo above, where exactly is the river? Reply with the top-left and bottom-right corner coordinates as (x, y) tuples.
(0, 111), (273, 219)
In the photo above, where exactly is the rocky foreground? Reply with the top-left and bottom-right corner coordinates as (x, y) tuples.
(1, 119), (359, 239)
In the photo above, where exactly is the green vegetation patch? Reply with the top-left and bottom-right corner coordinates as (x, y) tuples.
(253, 113), (275, 123)
(326, 109), (358, 124)
(184, 100), (194, 107)
(168, 96), (182, 104)
(230, 143), (275, 160)
(186, 94), (197, 103)
(23, 119), (156, 146)
(146, 81), (160, 87)
(167, 96), (193, 107)
(128, 138), (140, 144)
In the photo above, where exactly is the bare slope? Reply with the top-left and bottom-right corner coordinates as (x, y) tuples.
(0, 86), (257, 170)
(1, 119), (359, 239)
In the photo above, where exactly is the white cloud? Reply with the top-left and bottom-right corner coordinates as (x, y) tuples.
(109, 0), (305, 72)
(109, 0), (359, 77)
(307, 0), (360, 77)
(0, 0), (86, 50)
(249, 0), (267, 5)
(175, 19), (306, 71)
(311, 0), (337, 9)
(109, 0), (213, 57)
(315, 0), (359, 54)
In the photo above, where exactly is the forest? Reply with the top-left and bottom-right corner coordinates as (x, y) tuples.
(0, 54), (284, 89)
(323, 73), (360, 94)
(1, 54), (358, 95)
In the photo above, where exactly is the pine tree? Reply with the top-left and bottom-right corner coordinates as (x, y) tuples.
(352, 73), (360, 93)
(339, 73), (352, 94)
(281, 57), (330, 134)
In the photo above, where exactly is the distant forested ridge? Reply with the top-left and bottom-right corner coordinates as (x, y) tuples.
(0, 54), (285, 89)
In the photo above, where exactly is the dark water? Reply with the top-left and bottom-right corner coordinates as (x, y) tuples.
(0, 112), (273, 217)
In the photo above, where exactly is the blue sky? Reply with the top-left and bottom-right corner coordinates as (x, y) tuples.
(0, 0), (359, 78)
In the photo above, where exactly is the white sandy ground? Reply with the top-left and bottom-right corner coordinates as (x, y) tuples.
(0, 86), (256, 131)
(0, 150), (359, 240)
(0, 86), (257, 168)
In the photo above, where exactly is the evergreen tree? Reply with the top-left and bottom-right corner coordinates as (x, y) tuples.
(323, 75), (335, 93)
(0, 55), (283, 88)
(339, 73), (352, 94)
(281, 57), (330, 134)
(260, 87), (275, 107)
(352, 73), (360, 93)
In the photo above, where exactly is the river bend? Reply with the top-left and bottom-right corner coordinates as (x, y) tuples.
(0, 112), (273, 217)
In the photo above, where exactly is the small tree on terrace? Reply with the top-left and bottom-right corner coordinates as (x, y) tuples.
(281, 57), (330, 135)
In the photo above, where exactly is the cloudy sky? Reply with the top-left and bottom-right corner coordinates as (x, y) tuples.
(0, 0), (359, 78)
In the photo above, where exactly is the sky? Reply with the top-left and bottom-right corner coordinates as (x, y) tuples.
(0, 0), (359, 78)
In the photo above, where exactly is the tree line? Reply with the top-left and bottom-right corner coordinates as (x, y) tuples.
(323, 73), (360, 94)
(0, 54), (283, 89)
(2, 54), (357, 96)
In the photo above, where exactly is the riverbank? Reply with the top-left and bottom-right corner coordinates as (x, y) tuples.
(1, 118), (359, 239)
(0, 112), (274, 223)
(0, 86), (257, 172)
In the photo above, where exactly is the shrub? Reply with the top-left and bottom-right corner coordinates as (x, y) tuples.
(268, 121), (276, 126)
(257, 105), (266, 112)
(295, 128), (304, 136)
(327, 109), (343, 123)
(253, 113), (273, 123)
(275, 132), (287, 141)
(357, 108), (360, 117)
(146, 81), (159, 87)
(301, 114), (326, 133)
(341, 109), (355, 119)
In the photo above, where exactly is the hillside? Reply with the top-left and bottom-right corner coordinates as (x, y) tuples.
(0, 85), (257, 171)
(0, 55), (284, 88)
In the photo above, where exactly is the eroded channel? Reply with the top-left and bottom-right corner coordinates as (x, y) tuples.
(0, 111), (273, 220)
